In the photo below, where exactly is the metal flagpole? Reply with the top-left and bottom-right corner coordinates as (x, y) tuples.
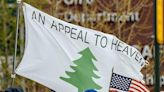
(154, 0), (160, 91)
(11, 0), (22, 87)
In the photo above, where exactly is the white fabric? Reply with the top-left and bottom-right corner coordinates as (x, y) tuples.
(16, 3), (147, 92)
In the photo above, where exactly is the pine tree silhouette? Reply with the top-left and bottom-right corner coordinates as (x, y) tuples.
(60, 47), (102, 92)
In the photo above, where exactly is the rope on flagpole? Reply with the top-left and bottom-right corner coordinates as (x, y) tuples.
(11, 0), (22, 87)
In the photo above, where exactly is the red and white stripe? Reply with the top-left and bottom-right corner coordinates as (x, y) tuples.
(109, 88), (120, 92)
(129, 79), (150, 92)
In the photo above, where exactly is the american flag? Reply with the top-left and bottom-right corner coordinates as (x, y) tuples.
(109, 73), (149, 92)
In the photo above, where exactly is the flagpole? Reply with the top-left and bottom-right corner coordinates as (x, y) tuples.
(154, 0), (160, 91)
(11, 0), (22, 87)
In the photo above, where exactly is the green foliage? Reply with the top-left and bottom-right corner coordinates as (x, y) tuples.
(0, 0), (17, 90)
(6, 0), (16, 4)
(0, 0), (16, 56)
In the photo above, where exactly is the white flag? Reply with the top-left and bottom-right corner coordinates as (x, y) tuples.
(16, 3), (147, 92)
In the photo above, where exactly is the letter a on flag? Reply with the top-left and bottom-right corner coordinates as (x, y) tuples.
(16, 3), (149, 92)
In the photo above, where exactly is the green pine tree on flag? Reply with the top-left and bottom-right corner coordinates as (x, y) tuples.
(60, 47), (102, 92)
